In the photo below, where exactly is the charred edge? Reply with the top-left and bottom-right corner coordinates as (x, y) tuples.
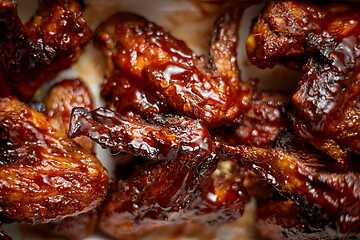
(208, 6), (243, 73)
(68, 107), (90, 139)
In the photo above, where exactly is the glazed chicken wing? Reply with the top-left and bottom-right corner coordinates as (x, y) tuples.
(31, 78), (98, 239)
(219, 129), (360, 235)
(95, 7), (252, 126)
(0, 97), (109, 224)
(95, 157), (250, 240)
(68, 107), (221, 238)
(43, 79), (95, 152)
(0, 0), (91, 100)
(246, 0), (360, 162)
(212, 91), (291, 148)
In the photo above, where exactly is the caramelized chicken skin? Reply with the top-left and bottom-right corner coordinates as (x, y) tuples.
(95, 7), (252, 126)
(246, 0), (360, 162)
(68, 107), (220, 238)
(186, 160), (250, 226)
(0, 0), (91, 100)
(0, 97), (109, 224)
(44, 79), (95, 152)
(219, 129), (360, 235)
(212, 91), (291, 148)
(34, 78), (98, 240)
(69, 107), (218, 165)
(102, 158), (251, 240)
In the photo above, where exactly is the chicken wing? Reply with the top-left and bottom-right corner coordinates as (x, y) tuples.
(43, 79), (95, 152)
(0, 0), (91, 100)
(68, 107), (222, 238)
(212, 91), (291, 148)
(246, 0), (360, 162)
(0, 97), (109, 224)
(95, 7), (252, 126)
(219, 129), (360, 235)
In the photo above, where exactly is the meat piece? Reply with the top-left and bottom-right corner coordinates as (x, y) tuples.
(212, 91), (291, 148)
(246, 0), (324, 69)
(98, 158), (249, 239)
(68, 107), (218, 164)
(294, 56), (360, 163)
(186, 160), (250, 226)
(219, 130), (360, 235)
(43, 79), (94, 152)
(100, 72), (168, 120)
(256, 200), (353, 240)
(94, 7), (252, 126)
(0, 0), (92, 100)
(68, 107), (221, 238)
(246, 1), (360, 69)
(0, 97), (109, 224)
(39, 78), (97, 239)
(246, 0), (360, 162)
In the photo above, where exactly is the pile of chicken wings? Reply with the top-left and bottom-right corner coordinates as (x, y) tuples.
(0, 0), (359, 239)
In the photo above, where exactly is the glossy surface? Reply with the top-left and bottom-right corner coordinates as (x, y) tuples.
(97, 158), (251, 240)
(94, 9), (252, 126)
(212, 91), (291, 148)
(69, 107), (217, 163)
(219, 130), (360, 235)
(43, 79), (95, 152)
(68, 107), (221, 238)
(0, 98), (109, 224)
(39, 78), (98, 240)
(0, 0), (91, 100)
(187, 160), (250, 226)
(246, 0), (360, 162)
(4, 0), (360, 239)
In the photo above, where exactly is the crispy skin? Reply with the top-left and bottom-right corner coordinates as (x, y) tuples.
(0, 0), (91, 100)
(68, 107), (218, 164)
(95, 8), (252, 126)
(68, 107), (220, 238)
(41, 79), (97, 239)
(246, 1), (360, 68)
(246, 0), (360, 162)
(186, 160), (249, 226)
(219, 130), (360, 235)
(294, 57), (360, 162)
(96, 158), (250, 240)
(0, 98), (109, 224)
(43, 79), (94, 152)
(212, 91), (291, 148)
(246, 0), (325, 69)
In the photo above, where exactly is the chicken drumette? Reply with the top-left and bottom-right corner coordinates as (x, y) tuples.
(246, 0), (360, 162)
(0, 98), (109, 225)
(94, 7), (252, 127)
(220, 129), (360, 236)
